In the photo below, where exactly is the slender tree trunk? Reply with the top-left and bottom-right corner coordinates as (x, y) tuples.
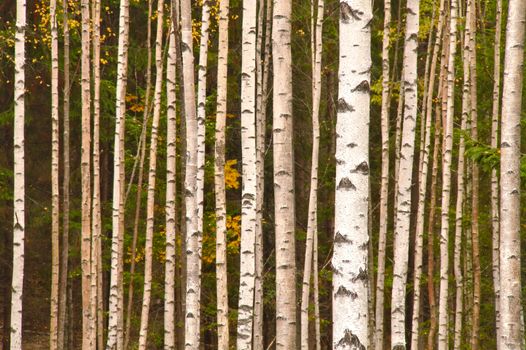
(390, 0), (420, 347)
(466, 3), (481, 348)
(453, 31), (471, 347)
(124, 1), (153, 346)
(80, 0), (93, 348)
(491, 0), (503, 346)
(272, 0), (297, 347)
(254, 0), (271, 347)
(374, 0), (391, 347)
(237, 0), (258, 346)
(49, 0), (60, 347)
(333, 1), (372, 349)
(438, 1), (457, 348)
(196, 1), (211, 289)
(181, 0), (200, 346)
(300, 0), (324, 348)
(165, 19), (177, 350)
(58, 0), (71, 346)
(215, 0), (230, 348)
(91, 0), (102, 347)
(107, 0), (130, 347)
(138, 1), (164, 347)
(499, 0), (526, 347)
(11, 0), (26, 348)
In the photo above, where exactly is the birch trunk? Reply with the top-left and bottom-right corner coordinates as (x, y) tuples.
(196, 1), (211, 285)
(124, 1), (153, 346)
(374, 0), (391, 346)
(80, 0), (93, 348)
(453, 33), (471, 347)
(165, 20), (177, 350)
(11, 0), (26, 348)
(438, 1), (457, 348)
(499, 0), (526, 347)
(107, 0), (130, 347)
(91, 0), (102, 347)
(49, 0), (60, 347)
(491, 0), (503, 346)
(254, 0), (271, 346)
(300, 0), (324, 348)
(237, 0), (258, 346)
(181, 0), (200, 345)
(390, 0), (420, 346)
(467, 2), (481, 347)
(273, 0), (297, 347)
(333, 1), (371, 348)
(58, 0), (70, 346)
(215, 0), (230, 347)
(138, 1), (164, 347)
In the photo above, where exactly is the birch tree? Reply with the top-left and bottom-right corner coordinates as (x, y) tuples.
(491, 0), (503, 345)
(438, 0), (457, 347)
(237, 0), (258, 346)
(374, 0), (391, 346)
(254, 0), (272, 347)
(300, 0), (324, 347)
(49, 0), (60, 347)
(333, 0), (371, 349)
(181, 0), (200, 345)
(91, 0), (102, 346)
(165, 18), (177, 350)
(196, 1), (210, 282)
(80, 0), (93, 348)
(10, 0), (26, 348)
(215, 0), (230, 347)
(272, 0), (297, 347)
(499, 0), (526, 347)
(138, 1), (164, 347)
(390, 0), (420, 346)
(107, 0), (130, 347)
(58, 0), (71, 346)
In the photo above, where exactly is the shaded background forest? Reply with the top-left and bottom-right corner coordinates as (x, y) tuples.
(0, 0), (519, 348)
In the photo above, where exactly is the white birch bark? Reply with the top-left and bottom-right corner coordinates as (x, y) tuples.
(181, 0), (200, 346)
(499, 0), (526, 347)
(80, 0), (93, 348)
(164, 21), (177, 350)
(138, 1), (164, 347)
(491, 0), (503, 346)
(11, 0), (26, 348)
(300, 0), (324, 347)
(272, 0), (297, 347)
(215, 0), (230, 347)
(390, 0), (420, 346)
(196, 1), (211, 283)
(50, 0), (60, 347)
(333, 1), (371, 349)
(237, 0), (258, 346)
(91, 0), (102, 347)
(107, 0), (130, 347)
(374, 0), (391, 346)
(438, 1), (457, 348)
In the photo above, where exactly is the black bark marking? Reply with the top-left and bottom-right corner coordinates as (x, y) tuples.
(336, 329), (366, 350)
(334, 231), (351, 244)
(337, 177), (356, 191)
(340, 2), (362, 22)
(351, 80), (370, 93)
(352, 161), (369, 175)
(337, 98), (355, 113)
(347, 142), (358, 148)
(393, 345), (406, 350)
(352, 267), (368, 283)
(501, 141), (511, 148)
